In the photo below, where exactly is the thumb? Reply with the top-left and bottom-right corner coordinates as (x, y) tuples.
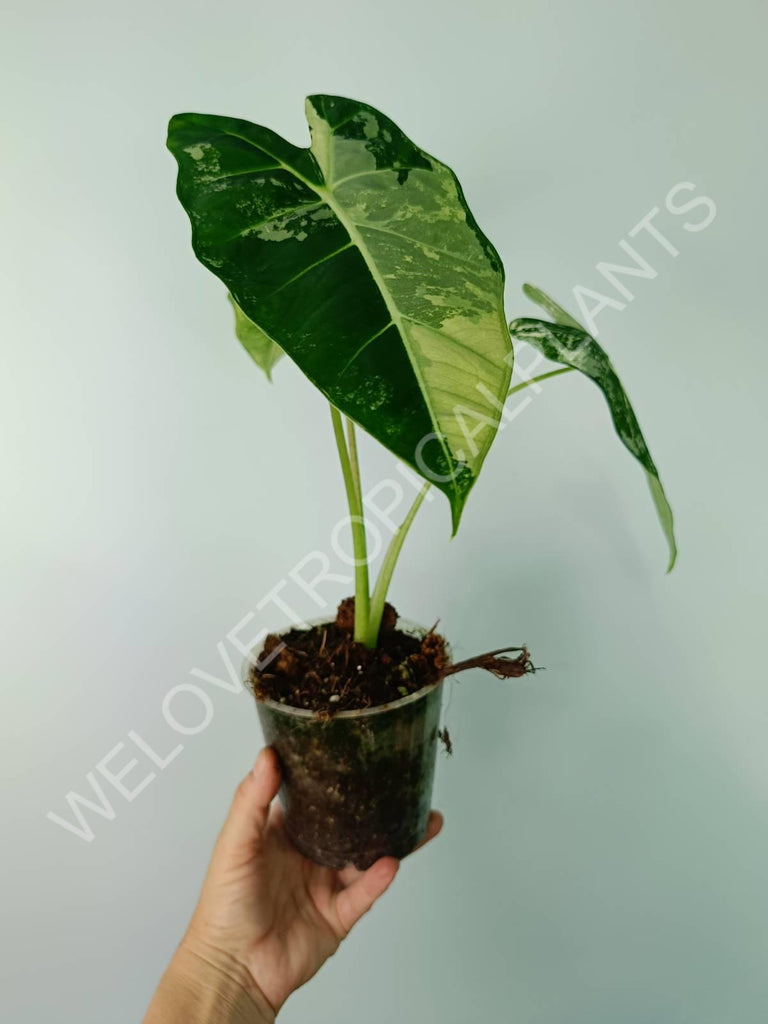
(215, 747), (282, 860)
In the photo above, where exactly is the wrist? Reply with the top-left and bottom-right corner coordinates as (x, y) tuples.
(144, 941), (275, 1024)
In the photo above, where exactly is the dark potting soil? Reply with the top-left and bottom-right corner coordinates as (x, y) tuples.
(248, 598), (535, 867)
(248, 598), (449, 713)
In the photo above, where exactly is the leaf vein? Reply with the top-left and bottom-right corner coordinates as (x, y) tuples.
(225, 200), (326, 241)
(356, 222), (481, 269)
(332, 166), (430, 189)
(263, 241), (355, 299)
(340, 321), (396, 374)
(203, 164), (282, 183)
(401, 316), (500, 373)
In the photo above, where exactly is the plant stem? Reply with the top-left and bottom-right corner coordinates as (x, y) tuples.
(507, 365), (573, 397)
(364, 482), (430, 648)
(329, 405), (370, 645)
(345, 418), (362, 504)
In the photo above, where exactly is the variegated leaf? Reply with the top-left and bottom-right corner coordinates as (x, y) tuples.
(167, 95), (513, 531)
(510, 287), (677, 571)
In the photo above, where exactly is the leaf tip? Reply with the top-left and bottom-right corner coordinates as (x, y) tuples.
(448, 494), (465, 538)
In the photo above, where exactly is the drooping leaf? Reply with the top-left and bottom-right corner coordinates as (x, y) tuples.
(227, 294), (283, 380)
(509, 291), (677, 571)
(167, 96), (513, 532)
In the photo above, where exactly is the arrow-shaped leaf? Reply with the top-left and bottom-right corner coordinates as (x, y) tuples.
(227, 294), (283, 381)
(509, 287), (677, 571)
(167, 96), (513, 532)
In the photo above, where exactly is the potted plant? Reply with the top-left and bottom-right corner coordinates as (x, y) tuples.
(166, 95), (676, 869)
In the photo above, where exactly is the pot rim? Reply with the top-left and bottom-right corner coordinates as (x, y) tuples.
(243, 615), (448, 721)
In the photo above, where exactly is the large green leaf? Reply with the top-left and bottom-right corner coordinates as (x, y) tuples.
(509, 287), (677, 571)
(167, 95), (513, 531)
(227, 294), (283, 380)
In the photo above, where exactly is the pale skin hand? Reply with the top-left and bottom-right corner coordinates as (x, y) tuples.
(144, 746), (443, 1022)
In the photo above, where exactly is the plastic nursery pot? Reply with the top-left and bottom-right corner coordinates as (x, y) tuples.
(247, 620), (446, 870)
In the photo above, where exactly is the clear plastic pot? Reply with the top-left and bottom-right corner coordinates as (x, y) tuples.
(247, 620), (445, 869)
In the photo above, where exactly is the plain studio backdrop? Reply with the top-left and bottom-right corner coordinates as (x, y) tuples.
(2, 1), (766, 1021)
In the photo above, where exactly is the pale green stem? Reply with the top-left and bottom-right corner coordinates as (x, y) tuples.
(507, 365), (574, 397)
(363, 481), (431, 648)
(330, 406), (371, 645)
(345, 418), (362, 504)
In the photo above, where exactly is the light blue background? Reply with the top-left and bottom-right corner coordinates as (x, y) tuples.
(3, 0), (767, 1021)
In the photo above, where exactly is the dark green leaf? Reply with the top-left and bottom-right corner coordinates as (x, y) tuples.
(227, 294), (283, 380)
(509, 301), (677, 571)
(167, 96), (513, 532)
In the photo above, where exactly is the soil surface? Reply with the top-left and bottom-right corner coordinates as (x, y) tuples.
(248, 599), (448, 713)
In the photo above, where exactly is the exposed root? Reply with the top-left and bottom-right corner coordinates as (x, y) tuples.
(441, 646), (537, 680)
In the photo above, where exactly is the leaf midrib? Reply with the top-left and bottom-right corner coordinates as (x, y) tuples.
(217, 125), (458, 488)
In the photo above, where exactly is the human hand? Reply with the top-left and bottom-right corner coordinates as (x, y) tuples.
(145, 746), (443, 1022)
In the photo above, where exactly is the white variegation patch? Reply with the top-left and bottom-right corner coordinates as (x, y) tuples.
(302, 97), (512, 499)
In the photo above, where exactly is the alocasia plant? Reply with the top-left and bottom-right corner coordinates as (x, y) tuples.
(167, 95), (676, 648)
